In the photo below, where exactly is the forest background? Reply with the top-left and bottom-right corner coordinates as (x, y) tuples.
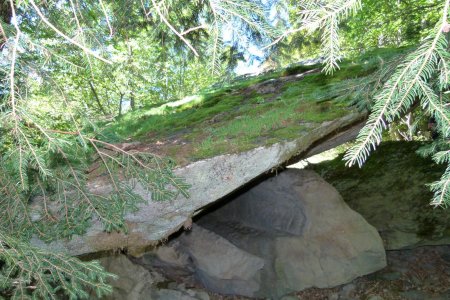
(0, 0), (448, 298)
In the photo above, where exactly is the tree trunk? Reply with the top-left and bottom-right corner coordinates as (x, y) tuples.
(0, 0), (12, 24)
(130, 92), (135, 110)
(89, 81), (108, 116)
(127, 40), (136, 110)
(118, 93), (124, 117)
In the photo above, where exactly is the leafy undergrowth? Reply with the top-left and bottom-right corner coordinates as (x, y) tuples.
(102, 47), (409, 166)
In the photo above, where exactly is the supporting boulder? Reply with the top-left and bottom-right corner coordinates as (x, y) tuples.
(307, 141), (450, 250)
(94, 254), (210, 300)
(175, 224), (265, 297)
(143, 169), (386, 298)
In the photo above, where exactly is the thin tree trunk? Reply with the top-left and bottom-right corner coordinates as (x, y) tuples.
(161, 34), (168, 102)
(0, 0), (12, 48)
(130, 91), (135, 110)
(178, 59), (185, 98)
(1, 0), (12, 24)
(89, 81), (107, 115)
(127, 40), (136, 110)
(118, 93), (124, 117)
(104, 88), (113, 115)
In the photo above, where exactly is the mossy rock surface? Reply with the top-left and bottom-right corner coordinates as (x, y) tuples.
(102, 48), (408, 166)
(307, 141), (450, 249)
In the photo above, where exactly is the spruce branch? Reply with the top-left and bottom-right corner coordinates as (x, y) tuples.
(418, 79), (450, 137)
(266, 0), (362, 73)
(206, 0), (275, 73)
(344, 11), (450, 167)
(344, 0), (450, 208)
(150, 0), (199, 56)
(0, 232), (114, 299)
(321, 13), (340, 74)
(27, 0), (111, 64)
(430, 165), (450, 207)
(2, 0), (215, 297)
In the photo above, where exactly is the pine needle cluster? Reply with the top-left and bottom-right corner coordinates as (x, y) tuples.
(0, 231), (114, 299)
(0, 1), (196, 298)
(205, 0), (279, 73)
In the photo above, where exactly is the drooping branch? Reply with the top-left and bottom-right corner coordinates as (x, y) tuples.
(150, 0), (199, 56)
(89, 81), (108, 115)
(29, 0), (112, 64)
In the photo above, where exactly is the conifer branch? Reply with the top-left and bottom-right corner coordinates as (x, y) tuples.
(266, 0), (362, 73)
(151, 0), (199, 56)
(29, 0), (112, 64)
(418, 79), (450, 136)
(321, 14), (340, 74)
(345, 7), (450, 167)
(99, 0), (113, 37)
(430, 165), (450, 207)
(0, 232), (114, 299)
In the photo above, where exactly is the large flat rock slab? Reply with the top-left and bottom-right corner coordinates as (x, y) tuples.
(31, 113), (364, 256)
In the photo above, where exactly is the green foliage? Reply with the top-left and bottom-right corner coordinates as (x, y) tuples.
(0, 232), (114, 299)
(0, 98), (190, 296)
(271, 0), (443, 71)
(344, 17), (450, 207)
(298, 0), (362, 74)
(342, 0), (443, 49)
(205, 0), (279, 72)
(2, 0), (450, 297)
(295, 0), (450, 207)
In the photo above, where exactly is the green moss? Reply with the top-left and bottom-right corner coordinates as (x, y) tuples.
(102, 47), (409, 164)
(269, 125), (308, 141)
(307, 141), (450, 240)
(281, 63), (320, 76)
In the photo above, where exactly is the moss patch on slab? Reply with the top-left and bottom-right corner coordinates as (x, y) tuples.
(102, 47), (409, 165)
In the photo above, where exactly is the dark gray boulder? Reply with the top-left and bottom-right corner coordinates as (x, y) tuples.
(178, 224), (265, 297)
(150, 169), (386, 298)
(94, 254), (210, 300)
